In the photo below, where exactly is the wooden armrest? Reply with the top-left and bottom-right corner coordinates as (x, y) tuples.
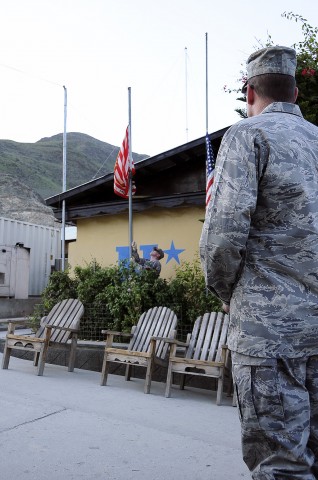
(4, 317), (29, 325)
(101, 330), (132, 337)
(151, 336), (189, 347)
(4, 318), (30, 335)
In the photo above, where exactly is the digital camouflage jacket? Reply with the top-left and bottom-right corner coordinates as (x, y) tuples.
(200, 102), (318, 358)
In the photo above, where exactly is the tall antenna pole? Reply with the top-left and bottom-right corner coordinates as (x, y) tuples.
(185, 46), (189, 142)
(128, 87), (133, 259)
(205, 33), (208, 134)
(61, 85), (67, 271)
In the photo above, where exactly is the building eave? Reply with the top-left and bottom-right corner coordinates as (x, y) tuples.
(53, 192), (205, 221)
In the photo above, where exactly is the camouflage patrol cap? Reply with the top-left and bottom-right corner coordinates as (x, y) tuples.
(153, 247), (164, 260)
(242, 46), (297, 92)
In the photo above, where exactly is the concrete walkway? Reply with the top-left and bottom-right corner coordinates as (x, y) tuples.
(0, 353), (250, 480)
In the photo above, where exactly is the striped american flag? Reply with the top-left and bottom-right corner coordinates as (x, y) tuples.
(205, 133), (215, 206)
(114, 126), (136, 198)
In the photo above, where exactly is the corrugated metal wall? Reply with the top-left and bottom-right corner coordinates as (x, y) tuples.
(0, 217), (61, 296)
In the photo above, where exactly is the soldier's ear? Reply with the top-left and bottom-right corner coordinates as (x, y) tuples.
(247, 84), (255, 105)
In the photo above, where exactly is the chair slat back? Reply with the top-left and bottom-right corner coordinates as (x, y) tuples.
(186, 312), (229, 362)
(201, 312), (218, 360)
(212, 313), (229, 362)
(129, 307), (178, 358)
(154, 308), (178, 359)
(36, 299), (84, 343)
(185, 316), (202, 359)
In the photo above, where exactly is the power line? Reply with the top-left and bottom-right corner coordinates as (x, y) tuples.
(0, 62), (63, 87)
(91, 146), (118, 180)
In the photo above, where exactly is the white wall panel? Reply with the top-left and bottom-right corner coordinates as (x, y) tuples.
(0, 217), (61, 295)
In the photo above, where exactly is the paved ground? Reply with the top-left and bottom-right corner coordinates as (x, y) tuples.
(0, 353), (250, 480)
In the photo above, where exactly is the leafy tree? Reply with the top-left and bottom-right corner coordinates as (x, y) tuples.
(285, 12), (318, 125)
(225, 12), (318, 125)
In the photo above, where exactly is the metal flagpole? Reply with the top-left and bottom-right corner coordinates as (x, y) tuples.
(205, 33), (208, 134)
(185, 46), (189, 142)
(205, 33), (210, 298)
(128, 87), (133, 259)
(61, 85), (67, 271)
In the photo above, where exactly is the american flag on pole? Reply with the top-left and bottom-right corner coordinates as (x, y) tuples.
(205, 132), (215, 207)
(114, 126), (136, 198)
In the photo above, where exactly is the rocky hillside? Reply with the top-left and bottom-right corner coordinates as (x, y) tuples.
(0, 174), (56, 226)
(0, 132), (148, 200)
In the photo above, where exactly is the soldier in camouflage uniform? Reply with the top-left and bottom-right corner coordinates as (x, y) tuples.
(131, 241), (164, 276)
(200, 46), (318, 479)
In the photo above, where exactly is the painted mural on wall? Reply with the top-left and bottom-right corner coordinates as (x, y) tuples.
(116, 240), (185, 264)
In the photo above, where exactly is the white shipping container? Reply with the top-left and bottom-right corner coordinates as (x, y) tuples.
(0, 217), (61, 296)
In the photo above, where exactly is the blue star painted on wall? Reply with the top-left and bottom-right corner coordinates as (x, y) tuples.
(164, 241), (185, 264)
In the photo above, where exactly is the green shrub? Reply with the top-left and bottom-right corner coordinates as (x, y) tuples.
(40, 256), (221, 338)
(74, 260), (118, 305)
(169, 255), (222, 326)
(94, 261), (174, 332)
(41, 269), (78, 311)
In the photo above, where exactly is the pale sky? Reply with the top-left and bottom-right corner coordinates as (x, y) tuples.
(0, 0), (317, 161)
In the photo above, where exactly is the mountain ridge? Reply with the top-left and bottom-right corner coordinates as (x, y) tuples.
(0, 132), (149, 200)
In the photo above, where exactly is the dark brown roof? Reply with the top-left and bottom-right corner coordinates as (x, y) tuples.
(46, 127), (229, 221)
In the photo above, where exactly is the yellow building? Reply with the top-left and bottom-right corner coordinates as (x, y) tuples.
(46, 128), (227, 279)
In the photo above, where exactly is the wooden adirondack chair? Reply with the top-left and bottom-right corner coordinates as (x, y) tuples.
(1, 299), (84, 376)
(100, 306), (178, 393)
(165, 311), (230, 405)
